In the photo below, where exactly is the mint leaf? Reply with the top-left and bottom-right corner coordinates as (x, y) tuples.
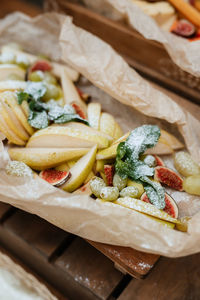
(17, 92), (29, 104)
(28, 110), (48, 129)
(54, 113), (89, 125)
(25, 81), (46, 100)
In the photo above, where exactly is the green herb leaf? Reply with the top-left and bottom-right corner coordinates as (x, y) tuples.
(28, 110), (48, 129)
(54, 113), (89, 125)
(115, 125), (165, 209)
(25, 81), (46, 100)
(17, 91), (29, 104)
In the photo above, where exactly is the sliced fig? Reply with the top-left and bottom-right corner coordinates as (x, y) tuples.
(30, 60), (52, 73)
(172, 19), (196, 38)
(154, 155), (165, 167)
(154, 166), (183, 191)
(141, 192), (178, 218)
(104, 164), (114, 186)
(71, 102), (87, 119)
(39, 169), (71, 187)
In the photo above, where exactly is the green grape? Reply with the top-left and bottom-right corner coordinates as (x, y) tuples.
(42, 83), (60, 101)
(100, 187), (119, 201)
(120, 186), (139, 198)
(113, 173), (127, 191)
(141, 155), (156, 167)
(90, 177), (106, 198)
(44, 72), (57, 85)
(127, 180), (144, 197)
(29, 71), (44, 82)
(183, 175), (200, 196)
(174, 151), (200, 177)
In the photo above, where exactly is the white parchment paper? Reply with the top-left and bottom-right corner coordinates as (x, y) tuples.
(0, 12), (200, 257)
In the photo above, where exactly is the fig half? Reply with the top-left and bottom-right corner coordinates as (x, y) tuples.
(154, 166), (183, 191)
(39, 169), (71, 187)
(104, 164), (114, 186)
(141, 192), (178, 218)
(172, 19), (196, 38)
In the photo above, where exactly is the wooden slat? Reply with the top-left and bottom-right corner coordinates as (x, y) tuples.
(4, 210), (69, 259)
(0, 202), (14, 222)
(49, 0), (200, 105)
(118, 253), (200, 300)
(0, 0), (42, 18)
(87, 241), (159, 279)
(55, 238), (124, 300)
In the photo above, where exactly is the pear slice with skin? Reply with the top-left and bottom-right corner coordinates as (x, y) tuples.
(100, 112), (115, 137)
(0, 113), (25, 145)
(61, 145), (97, 192)
(8, 147), (89, 171)
(0, 64), (25, 81)
(114, 197), (181, 224)
(27, 126), (110, 149)
(0, 91), (34, 135)
(161, 129), (184, 150)
(0, 100), (29, 141)
(87, 102), (101, 130)
(113, 121), (123, 140)
(96, 143), (118, 160)
(0, 80), (27, 92)
(56, 122), (113, 142)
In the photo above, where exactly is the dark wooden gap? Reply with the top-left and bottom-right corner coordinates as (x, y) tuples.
(49, 233), (76, 262)
(110, 274), (132, 300)
(0, 206), (16, 224)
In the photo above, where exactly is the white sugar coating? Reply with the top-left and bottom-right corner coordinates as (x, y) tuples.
(174, 151), (200, 177)
(90, 177), (106, 197)
(15, 54), (29, 66)
(6, 161), (33, 177)
(100, 187), (119, 201)
(143, 155), (156, 167)
(120, 186), (139, 198)
(138, 262), (153, 270)
(0, 52), (15, 63)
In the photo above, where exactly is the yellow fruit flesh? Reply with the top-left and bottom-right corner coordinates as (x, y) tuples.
(0, 114), (25, 145)
(127, 180), (144, 198)
(87, 102), (101, 130)
(100, 113), (115, 137)
(183, 175), (200, 196)
(96, 143), (118, 160)
(161, 129), (184, 150)
(55, 163), (69, 172)
(84, 171), (95, 184)
(113, 121), (123, 140)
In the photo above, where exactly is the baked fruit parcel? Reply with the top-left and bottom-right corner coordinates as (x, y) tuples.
(1, 45), (200, 233)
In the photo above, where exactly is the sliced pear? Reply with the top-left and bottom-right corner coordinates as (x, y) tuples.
(55, 163), (69, 172)
(112, 132), (130, 145)
(21, 100), (29, 118)
(1, 46), (79, 81)
(73, 181), (92, 196)
(67, 159), (78, 168)
(115, 197), (180, 224)
(0, 114), (25, 145)
(0, 80), (27, 92)
(57, 122), (113, 142)
(113, 121), (123, 140)
(8, 147), (89, 170)
(146, 137), (173, 155)
(27, 126), (110, 149)
(96, 143), (118, 160)
(0, 64), (25, 81)
(61, 145), (97, 192)
(0, 91), (34, 135)
(84, 170), (95, 184)
(100, 113), (115, 137)
(161, 130), (184, 150)
(0, 100), (29, 141)
(61, 68), (87, 113)
(87, 102), (101, 130)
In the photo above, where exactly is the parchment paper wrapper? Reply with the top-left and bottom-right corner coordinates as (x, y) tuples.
(94, 0), (200, 77)
(0, 252), (57, 300)
(0, 12), (200, 257)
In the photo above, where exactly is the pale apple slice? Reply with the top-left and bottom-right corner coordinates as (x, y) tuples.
(114, 197), (180, 224)
(1, 46), (79, 81)
(0, 91), (34, 135)
(161, 129), (184, 150)
(87, 102), (101, 130)
(0, 113), (25, 145)
(56, 122), (113, 142)
(0, 64), (25, 81)
(61, 68), (87, 113)
(27, 126), (110, 149)
(61, 145), (97, 192)
(0, 80), (27, 92)
(0, 100), (29, 141)
(113, 121), (123, 140)
(100, 113), (115, 137)
(8, 147), (89, 170)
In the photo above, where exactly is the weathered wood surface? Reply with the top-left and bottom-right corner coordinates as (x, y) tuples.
(47, 0), (200, 105)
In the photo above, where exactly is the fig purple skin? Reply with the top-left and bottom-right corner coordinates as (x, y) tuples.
(172, 19), (196, 38)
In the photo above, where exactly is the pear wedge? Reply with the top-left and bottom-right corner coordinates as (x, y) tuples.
(8, 147), (89, 170)
(0, 91), (34, 135)
(161, 130), (184, 150)
(0, 80), (27, 92)
(0, 64), (25, 81)
(61, 145), (97, 192)
(96, 143), (118, 160)
(27, 126), (110, 149)
(115, 197), (180, 224)
(61, 68), (87, 113)
(146, 137), (173, 155)
(100, 113), (115, 137)
(56, 122), (113, 142)
(0, 100), (29, 141)
(0, 114), (25, 145)
(113, 121), (123, 140)
(87, 102), (101, 130)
